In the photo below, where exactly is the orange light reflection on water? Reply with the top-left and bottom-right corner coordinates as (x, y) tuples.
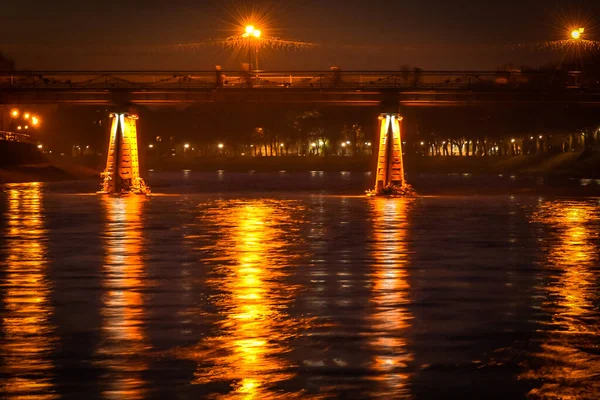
(98, 196), (149, 399)
(368, 198), (413, 397)
(0, 183), (58, 399)
(526, 201), (600, 399)
(187, 200), (307, 399)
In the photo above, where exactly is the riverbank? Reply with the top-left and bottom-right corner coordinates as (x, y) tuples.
(1, 148), (599, 185)
(145, 152), (600, 178)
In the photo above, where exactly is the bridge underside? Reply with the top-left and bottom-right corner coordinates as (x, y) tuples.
(3, 89), (600, 107)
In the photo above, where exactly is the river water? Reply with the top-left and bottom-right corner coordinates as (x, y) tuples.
(0, 172), (599, 399)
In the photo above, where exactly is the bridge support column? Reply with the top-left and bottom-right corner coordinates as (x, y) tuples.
(99, 113), (150, 195)
(370, 113), (407, 196)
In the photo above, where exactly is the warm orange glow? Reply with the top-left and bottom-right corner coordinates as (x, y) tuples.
(374, 114), (405, 193)
(17, 126), (21, 130)
(100, 113), (149, 194)
(1, 183), (57, 399)
(99, 196), (149, 398)
(31, 116), (39, 126)
(24, 113), (30, 120)
(252, 29), (261, 38)
(11, 109), (19, 117)
(245, 25), (255, 35)
(571, 28), (584, 40)
(181, 200), (304, 398)
(525, 201), (600, 398)
(368, 198), (413, 396)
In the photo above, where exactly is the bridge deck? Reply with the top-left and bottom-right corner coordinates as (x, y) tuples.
(2, 70), (599, 106)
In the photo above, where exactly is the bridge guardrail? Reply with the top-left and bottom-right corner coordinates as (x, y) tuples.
(0, 130), (33, 144)
(0, 71), (597, 91)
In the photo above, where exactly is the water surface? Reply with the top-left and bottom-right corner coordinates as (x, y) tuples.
(0, 173), (599, 399)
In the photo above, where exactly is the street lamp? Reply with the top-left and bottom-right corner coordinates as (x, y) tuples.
(184, 143), (190, 149)
(24, 113), (30, 120)
(31, 116), (39, 126)
(11, 110), (19, 118)
(243, 25), (262, 71)
(218, 143), (224, 149)
(571, 28), (584, 40)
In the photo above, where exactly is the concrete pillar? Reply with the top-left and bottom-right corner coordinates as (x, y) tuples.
(373, 113), (405, 195)
(99, 113), (150, 195)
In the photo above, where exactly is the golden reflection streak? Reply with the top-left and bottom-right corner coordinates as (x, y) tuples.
(189, 200), (305, 399)
(1, 183), (58, 399)
(368, 198), (413, 398)
(526, 201), (600, 399)
(98, 196), (149, 400)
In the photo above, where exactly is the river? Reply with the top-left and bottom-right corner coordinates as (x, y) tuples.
(0, 172), (599, 399)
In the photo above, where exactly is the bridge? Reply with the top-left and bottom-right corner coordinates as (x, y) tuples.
(2, 70), (600, 107)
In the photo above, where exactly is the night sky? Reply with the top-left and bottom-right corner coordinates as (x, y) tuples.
(1, 0), (599, 70)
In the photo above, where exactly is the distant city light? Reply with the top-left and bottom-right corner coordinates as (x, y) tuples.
(420, 142), (425, 146)
(11, 110), (19, 118)
(346, 140), (350, 144)
(149, 144), (154, 148)
(31, 116), (39, 126)
(24, 113), (30, 120)
(17, 126), (22, 130)
(311, 142), (317, 147)
(539, 135), (543, 139)
(184, 143), (190, 149)
(341, 143), (346, 147)
(37, 144), (43, 149)
(218, 143), (224, 149)
(280, 143), (284, 147)
(24, 126), (29, 130)
(511, 139), (515, 143)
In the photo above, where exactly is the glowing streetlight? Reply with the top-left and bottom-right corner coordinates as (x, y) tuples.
(280, 143), (284, 147)
(184, 143), (190, 149)
(218, 143), (224, 149)
(31, 116), (39, 126)
(37, 144), (43, 149)
(148, 144), (154, 148)
(420, 141), (425, 146)
(511, 139), (515, 143)
(11, 110), (19, 118)
(245, 25), (255, 36)
(24, 113), (30, 120)
(341, 143), (346, 147)
(539, 135), (543, 139)
(311, 142), (317, 148)
(24, 125), (29, 130)
(571, 28), (584, 40)
(17, 126), (22, 130)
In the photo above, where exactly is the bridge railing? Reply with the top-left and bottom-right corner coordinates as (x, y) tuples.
(0, 70), (595, 90)
(0, 130), (32, 143)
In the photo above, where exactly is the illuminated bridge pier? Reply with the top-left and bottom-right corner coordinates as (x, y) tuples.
(370, 113), (407, 196)
(99, 113), (150, 195)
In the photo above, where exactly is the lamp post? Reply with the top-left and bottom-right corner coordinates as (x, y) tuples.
(243, 25), (261, 72)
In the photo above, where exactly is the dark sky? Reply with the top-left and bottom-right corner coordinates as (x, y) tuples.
(1, 0), (599, 70)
